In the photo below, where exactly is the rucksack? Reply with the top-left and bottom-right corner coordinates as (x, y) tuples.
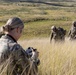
(58, 27), (66, 35)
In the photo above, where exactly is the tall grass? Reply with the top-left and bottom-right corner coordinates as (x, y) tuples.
(1, 38), (76, 75)
(0, 1), (76, 75)
(19, 38), (76, 75)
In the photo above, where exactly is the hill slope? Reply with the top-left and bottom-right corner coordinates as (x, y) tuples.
(0, 0), (76, 2)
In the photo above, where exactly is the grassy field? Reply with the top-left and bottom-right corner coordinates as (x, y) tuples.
(0, 2), (76, 75)
(0, 2), (76, 39)
(1, 38), (76, 75)
(19, 38), (76, 75)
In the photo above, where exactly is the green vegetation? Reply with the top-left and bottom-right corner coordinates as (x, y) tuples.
(0, 2), (76, 39)
(0, 2), (76, 75)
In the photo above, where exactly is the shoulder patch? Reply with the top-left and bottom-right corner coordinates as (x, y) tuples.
(16, 45), (20, 49)
(11, 44), (21, 51)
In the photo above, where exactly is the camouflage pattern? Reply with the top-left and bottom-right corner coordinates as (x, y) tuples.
(57, 27), (66, 40)
(0, 26), (4, 38)
(68, 21), (76, 40)
(0, 35), (39, 75)
(50, 26), (66, 42)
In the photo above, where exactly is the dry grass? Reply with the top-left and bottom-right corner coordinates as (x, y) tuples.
(19, 38), (76, 75)
(0, 1), (76, 74)
(1, 38), (76, 75)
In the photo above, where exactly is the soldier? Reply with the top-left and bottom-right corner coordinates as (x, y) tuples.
(68, 21), (76, 40)
(50, 26), (59, 42)
(50, 26), (66, 43)
(0, 17), (40, 75)
(57, 27), (66, 41)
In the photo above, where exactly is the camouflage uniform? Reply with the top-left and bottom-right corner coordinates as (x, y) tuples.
(50, 26), (66, 42)
(0, 34), (38, 75)
(57, 27), (66, 41)
(68, 21), (76, 40)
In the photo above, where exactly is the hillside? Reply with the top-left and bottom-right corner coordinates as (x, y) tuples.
(0, 0), (76, 2)
(0, 1), (76, 39)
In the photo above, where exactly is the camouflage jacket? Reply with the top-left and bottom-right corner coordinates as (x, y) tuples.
(68, 27), (76, 40)
(0, 34), (38, 75)
(50, 30), (62, 41)
(50, 28), (66, 42)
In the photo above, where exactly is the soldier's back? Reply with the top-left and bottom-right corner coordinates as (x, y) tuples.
(0, 35), (30, 75)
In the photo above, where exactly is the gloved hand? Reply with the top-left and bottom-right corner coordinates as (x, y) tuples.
(25, 47), (40, 65)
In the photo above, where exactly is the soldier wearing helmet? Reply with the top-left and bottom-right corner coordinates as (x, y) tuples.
(68, 21), (76, 40)
(0, 17), (40, 75)
(50, 26), (66, 43)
